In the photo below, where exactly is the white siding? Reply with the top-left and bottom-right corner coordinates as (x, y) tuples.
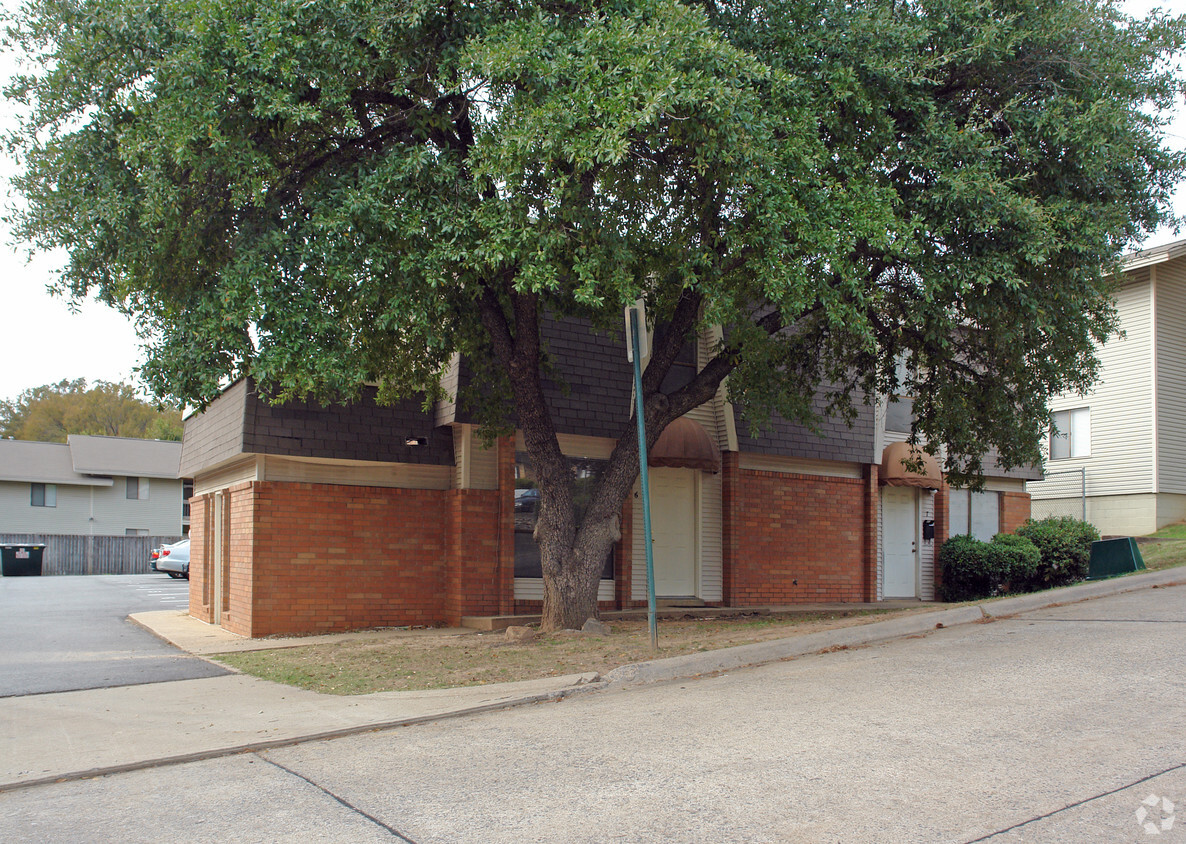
(452, 424), (499, 490)
(738, 454), (863, 478)
(1030, 272), (1155, 500)
(91, 477), (184, 535)
(920, 492), (936, 601)
(258, 455), (452, 491)
(699, 469), (723, 602)
(632, 483), (647, 601)
(1156, 259), (1186, 493)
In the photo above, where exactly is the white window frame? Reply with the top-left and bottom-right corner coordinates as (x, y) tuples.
(1050, 407), (1090, 460)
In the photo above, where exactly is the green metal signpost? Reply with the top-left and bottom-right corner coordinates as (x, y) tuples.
(626, 300), (658, 650)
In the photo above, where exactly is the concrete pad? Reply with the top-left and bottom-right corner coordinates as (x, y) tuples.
(130, 610), (475, 655)
(0, 671), (601, 792)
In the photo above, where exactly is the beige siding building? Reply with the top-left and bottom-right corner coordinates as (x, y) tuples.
(1029, 239), (1186, 535)
(0, 436), (184, 536)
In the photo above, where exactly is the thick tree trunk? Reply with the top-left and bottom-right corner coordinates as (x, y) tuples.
(476, 283), (736, 631)
(539, 511), (621, 630)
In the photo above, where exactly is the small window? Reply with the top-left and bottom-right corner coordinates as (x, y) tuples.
(126, 477), (150, 500)
(948, 489), (1001, 542)
(125, 528), (149, 536)
(1050, 408), (1090, 460)
(31, 483), (57, 508)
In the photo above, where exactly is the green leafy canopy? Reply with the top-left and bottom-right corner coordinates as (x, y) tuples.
(5, 0), (1185, 484)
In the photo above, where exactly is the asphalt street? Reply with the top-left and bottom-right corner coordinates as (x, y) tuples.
(1, 584), (1183, 843)
(0, 574), (227, 696)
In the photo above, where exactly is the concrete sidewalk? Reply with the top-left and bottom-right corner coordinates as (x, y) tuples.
(3, 567), (1181, 794)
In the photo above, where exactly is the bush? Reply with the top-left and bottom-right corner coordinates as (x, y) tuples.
(938, 535), (997, 602)
(1015, 517), (1100, 588)
(938, 533), (1044, 601)
(987, 533), (1042, 593)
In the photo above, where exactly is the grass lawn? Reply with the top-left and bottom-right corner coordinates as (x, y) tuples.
(211, 606), (939, 696)
(1134, 522), (1186, 570)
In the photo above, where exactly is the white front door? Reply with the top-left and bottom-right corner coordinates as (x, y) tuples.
(650, 468), (698, 597)
(883, 486), (919, 599)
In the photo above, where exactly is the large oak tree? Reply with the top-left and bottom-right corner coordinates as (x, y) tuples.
(5, 0), (1184, 628)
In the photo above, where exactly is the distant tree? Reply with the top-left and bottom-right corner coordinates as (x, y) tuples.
(5, 0), (1185, 628)
(0, 379), (183, 442)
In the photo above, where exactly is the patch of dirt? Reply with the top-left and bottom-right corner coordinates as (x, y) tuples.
(212, 605), (942, 695)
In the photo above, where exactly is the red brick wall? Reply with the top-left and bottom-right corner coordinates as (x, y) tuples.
(1000, 491), (1032, 535)
(445, 489), (503, 624)
(222, 481), (451, 637)
(188, 494), (211, 623)
(724, 457), (872, 604)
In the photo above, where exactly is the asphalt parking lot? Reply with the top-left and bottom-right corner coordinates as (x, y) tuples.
(0, 574), (228, 697)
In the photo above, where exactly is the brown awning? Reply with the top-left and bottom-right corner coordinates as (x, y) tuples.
(649, 417), (721, 473)
(879, 441), (943, 490)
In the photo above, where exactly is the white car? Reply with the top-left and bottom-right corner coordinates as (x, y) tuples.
(155, 539), (190, 579)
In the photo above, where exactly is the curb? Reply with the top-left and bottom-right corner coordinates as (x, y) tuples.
(980, 567), (1185, 617)
(604, 605), (985, 688)
(605, 567), (1185, 689)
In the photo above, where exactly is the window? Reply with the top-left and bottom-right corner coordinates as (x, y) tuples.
(514, 453), (614, 580)
(885, 354), (916, 433)
(1050, 408), (1090, 460)
(126, 477), (150, 500)
(949, 489), (1000, 542)
(125, 528), (149, 536)
(31, 483), (57, 508)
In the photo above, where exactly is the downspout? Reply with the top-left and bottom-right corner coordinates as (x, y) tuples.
(1150, 265), (1159, 497)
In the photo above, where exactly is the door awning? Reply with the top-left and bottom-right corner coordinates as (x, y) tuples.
(648, 417), (721, 473)
(880, 441), (943, 490)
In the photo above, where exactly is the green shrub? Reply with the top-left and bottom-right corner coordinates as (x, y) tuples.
(938, 534), (998, 602)
(987, 533), (1042, 593)
(1015, 517), (1100, 588)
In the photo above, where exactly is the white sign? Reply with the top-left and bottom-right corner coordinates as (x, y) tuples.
(624, 298), (648, 362)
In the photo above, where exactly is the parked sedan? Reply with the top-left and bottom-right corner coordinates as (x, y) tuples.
(155, 539), (190, 579)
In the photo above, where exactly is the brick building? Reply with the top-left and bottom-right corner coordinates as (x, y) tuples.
(180, 320), (1037, 637)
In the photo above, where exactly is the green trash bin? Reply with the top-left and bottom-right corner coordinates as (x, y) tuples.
(1088, 538), (1146, 580)
(0, 544), (45, 576)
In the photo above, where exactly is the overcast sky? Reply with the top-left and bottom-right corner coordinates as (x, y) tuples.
(0, 0), (1184, 404)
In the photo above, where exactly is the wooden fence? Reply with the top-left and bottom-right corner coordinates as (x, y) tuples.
(0, 534), (184, 575)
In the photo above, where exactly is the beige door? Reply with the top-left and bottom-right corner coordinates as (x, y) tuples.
(650, 468), (698, 597)
(883, 486), (919, 598)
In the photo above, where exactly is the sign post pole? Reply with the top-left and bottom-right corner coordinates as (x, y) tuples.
(626, 301), (658, 651)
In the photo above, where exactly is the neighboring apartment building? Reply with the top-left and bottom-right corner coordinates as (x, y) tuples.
(1028, 238), (1186, 536)
(180, 318), (1037, 638)
(0, 435), (185, 536)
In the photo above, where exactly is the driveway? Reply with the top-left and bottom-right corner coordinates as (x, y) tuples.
(0, 574), (228, 697)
